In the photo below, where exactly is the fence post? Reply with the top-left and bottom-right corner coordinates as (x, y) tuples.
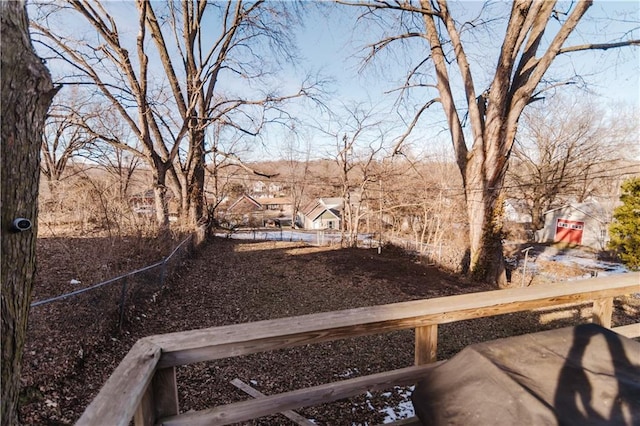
(134, 367), (179, 426)
(592, 297), (613, 328)
(521, 246), (534, 287)
(119, 277), (128, 331)
(415, 324), (438, 365)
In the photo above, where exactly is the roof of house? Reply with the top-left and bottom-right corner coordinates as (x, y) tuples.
(319, 197), (343, 208)
(254, 197), (291, 206)
(302, 198), (343, 222)
(543, 201), (609, 223)
(227, 194), (262, 212)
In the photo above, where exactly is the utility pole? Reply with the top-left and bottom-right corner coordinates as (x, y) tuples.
(378, 178), (383, 254)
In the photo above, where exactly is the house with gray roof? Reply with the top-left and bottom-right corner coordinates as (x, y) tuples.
(299, 198), (343, 230)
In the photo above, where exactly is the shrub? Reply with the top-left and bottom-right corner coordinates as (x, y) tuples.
(608, 177), (640, 270)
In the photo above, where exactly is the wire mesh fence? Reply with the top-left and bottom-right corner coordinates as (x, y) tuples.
(216, 229), (465, 269)
(214, 229), (379, 247)
(21, 231), (204, 414)
(29, 233), (195, 331)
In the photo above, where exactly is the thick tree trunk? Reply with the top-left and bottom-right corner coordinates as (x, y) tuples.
(187, 131), (205, 228)
(531, 197), (544, 230)
(466, 184), (508, 287)
(1, 2), (56, 424)
(151, 162), (170, 229)
(465, 139), (509, 288)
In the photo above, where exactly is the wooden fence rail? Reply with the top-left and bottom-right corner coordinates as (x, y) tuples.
(76, 272), (640, 426)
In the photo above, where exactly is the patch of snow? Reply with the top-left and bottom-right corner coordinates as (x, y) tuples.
(381, 386), (416, 423)
(527, 249), (629, 280)
(337, 367), (359, 378)
(359, 386), (416, 424)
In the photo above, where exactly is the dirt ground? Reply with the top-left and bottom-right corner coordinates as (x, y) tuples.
(20, 236), (639, 425)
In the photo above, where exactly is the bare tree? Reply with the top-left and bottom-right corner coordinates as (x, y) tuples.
(282, 131), (312, 229)
(31, 0), (320, 229)
(342, 0), (639, 286)
(40, 89), (95, 195)
(203, 122), (265, 225)
(507, 95), (640, 229)
(1, 2), (56, 424)
(89, 142), (142, 201)
(321, 104), (388, 246)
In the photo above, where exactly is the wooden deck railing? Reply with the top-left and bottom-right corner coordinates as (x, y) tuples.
(76, 272), (640, 426)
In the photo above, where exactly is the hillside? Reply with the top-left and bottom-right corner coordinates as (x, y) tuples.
(20, 237), (639, 424)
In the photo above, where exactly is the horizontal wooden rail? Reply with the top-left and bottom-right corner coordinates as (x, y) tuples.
(612, 322), (640, 338)
(148, 273), (638, 368)
(161, 363), (444, 426)
(76, 272), (640, 426)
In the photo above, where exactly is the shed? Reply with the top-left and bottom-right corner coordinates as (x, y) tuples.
(538, 202), (610, 250)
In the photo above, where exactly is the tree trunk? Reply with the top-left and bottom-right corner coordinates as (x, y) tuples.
(151, 162), (170, 229)
(465, 142), (509, 288)
(187, 129), (205, 228)
(466, 185), (508, 287)
(531, 197), (544, 230)
(1, 2), (56, 424)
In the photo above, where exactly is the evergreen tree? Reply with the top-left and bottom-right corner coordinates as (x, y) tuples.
(609, 177), (640, 271)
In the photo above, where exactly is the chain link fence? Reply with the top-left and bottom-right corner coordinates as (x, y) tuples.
(29, 233), (197, 334)
(217, 229), (465, 270)
(215, 229), (378, 247)
(21, 230), (205, 421)
(386, 236), (466, 272)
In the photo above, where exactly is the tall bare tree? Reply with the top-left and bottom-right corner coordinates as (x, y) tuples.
(507, 95), (639, 229)
(1, 2), (56, 424)
(342, 0), (639, 286)
(40, 89), (95, 194)
(31, 0), (319, 228)
(321, 103), (387, 246)
(282, 131), (312, 229)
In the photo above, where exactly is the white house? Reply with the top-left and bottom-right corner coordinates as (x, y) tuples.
(537, 201), (611, 250)
(299, 198), (343, 230)
(504, 199), (532, 223)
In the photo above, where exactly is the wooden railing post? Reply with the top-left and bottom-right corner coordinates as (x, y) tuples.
(415, 324), (438, 365)
(134, 367), (179, 426)
(592, 297), (613, 328)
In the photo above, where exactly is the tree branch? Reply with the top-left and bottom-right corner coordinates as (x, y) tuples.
(392, 98), (439, 155)
(559, 39), (640, 54)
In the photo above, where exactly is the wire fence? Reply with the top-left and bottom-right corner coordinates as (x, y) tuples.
(22, 231), (205, 408)
(217, 229), (465, 270)
(29, 233), (196, 331)
(215, 229), (379, 247)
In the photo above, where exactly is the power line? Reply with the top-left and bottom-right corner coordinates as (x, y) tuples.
(207, 163), (640, 196)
